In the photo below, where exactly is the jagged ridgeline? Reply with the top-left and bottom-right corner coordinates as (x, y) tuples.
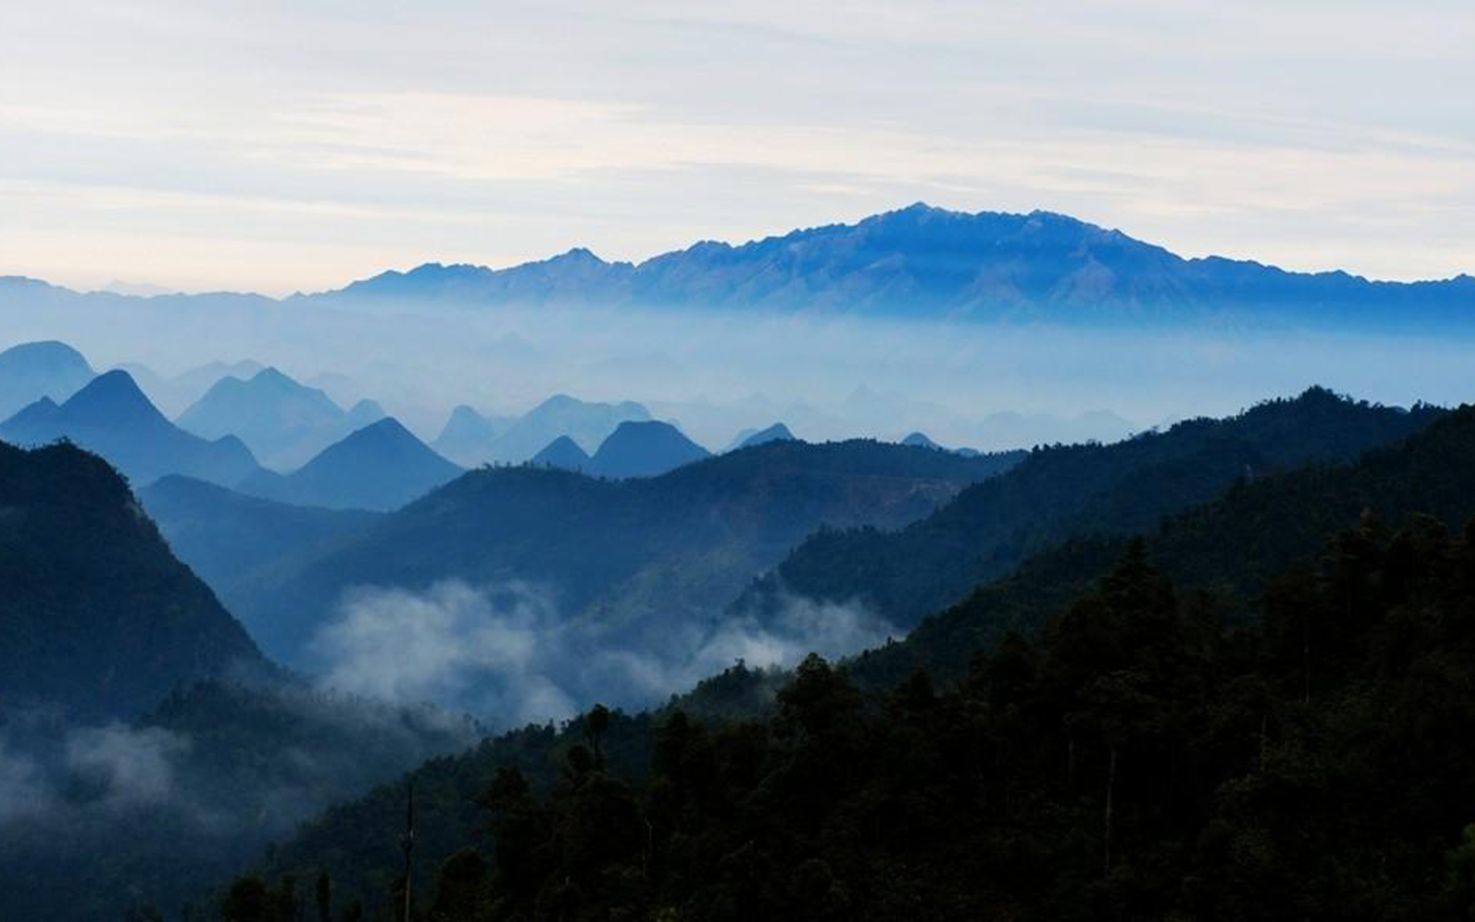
(235, 398), (1475, 920)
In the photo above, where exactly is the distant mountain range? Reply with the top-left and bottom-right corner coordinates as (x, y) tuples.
(4, 204), (1472, 325)
(0, 370), (262, 487)
(0, 340), (95, 419)
(305, 204), (1475, 324)
(239, 417), (463, 511)
(530, 434), (592, 471)
(182, 439), (1022, 667)
(586, 420), (711, 478)
(729, 422), (797, 451)
(178, 367), (385, 469)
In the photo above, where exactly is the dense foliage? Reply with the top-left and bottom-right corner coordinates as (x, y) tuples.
(0, 681), (476, 922)
(0, 439), (267, 719)
(855, 401), (1475, 689)
(231, 515), (1475, 920)
(752, 387), (1443, 629)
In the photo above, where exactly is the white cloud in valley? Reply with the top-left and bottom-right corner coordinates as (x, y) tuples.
(310, 579), (898, 725)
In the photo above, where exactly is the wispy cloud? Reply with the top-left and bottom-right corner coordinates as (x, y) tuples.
(309, 579), (898, 725)
(0, 1), (1470, 291)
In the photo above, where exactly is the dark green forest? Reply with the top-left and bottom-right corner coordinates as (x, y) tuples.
(749, 387), (1443, 630)
(222, 404), (1475, 920)
(227, 514), (1475, 920)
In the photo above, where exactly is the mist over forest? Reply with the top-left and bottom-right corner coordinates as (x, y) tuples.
(3, 2), (1474, 914)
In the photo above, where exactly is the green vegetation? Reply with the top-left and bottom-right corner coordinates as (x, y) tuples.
(752, 387), (1443, 629)
(226, 437), (1022, 664)
(231, 513), (1475, 920)
(0, 439), (268, 719)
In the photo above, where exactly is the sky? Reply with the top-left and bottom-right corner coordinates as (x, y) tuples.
(1, 0), (1472, 295)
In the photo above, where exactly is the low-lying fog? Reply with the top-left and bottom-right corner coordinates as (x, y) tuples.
(7, 292), (1468, 450)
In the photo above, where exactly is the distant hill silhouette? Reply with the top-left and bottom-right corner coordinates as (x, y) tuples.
(222, 439), (1023, 664)
(589, 420), (711, 477)
(0, 369), (261, 487)
(140, 475), (380, 613)
(0, 440), (269, 719)
(238, 417), (463, 511)
(431, 404), (513, 466)
(731, 422), (797, 451)
(0, 340), (95, 419)
(742, 388), (1446, 630)
(344, 397), (387, 429)
(531, 434), (592, 472)
(6, 206), (1475, 328)
(178, 367), (354, 469)
(487, 394), (651, 463)
(901, 431), (943, 450)
(299, 204), (1475, 326)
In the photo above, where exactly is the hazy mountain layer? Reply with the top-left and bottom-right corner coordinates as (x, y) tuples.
(587, 419), (711, 478)
(0, 370), (262, 488)
(0, 340), (94, 420)
(238, 418), (463, 512)
(178, 367), (355, 469)
(140, 475), (381, 610)
(742, 388), (1446, 628)
(219, 439), (1023, 670)
(306, 205), (1475, 326)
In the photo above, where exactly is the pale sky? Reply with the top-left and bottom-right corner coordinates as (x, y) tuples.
(1, 0), (1472, 294)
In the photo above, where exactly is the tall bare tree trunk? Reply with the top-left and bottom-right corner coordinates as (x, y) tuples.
(1103, 746), (1118, 873)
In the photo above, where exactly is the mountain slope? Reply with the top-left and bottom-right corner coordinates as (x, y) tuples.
(851, 399), (1475, 689)
(240, 405), (1475, 922)
(178, 367), (351, 469)
(431, 404), (512, 466)
(0, 440), (270, 719)
(487, 394), (651, 462)
(589, 420), (711, 478)
(239, 418), (463, 512)
(0, 340), (95, 419)
(139, 475), (380, 611)
(531, 434), (592, 471)
(732, 422), (797, 451)
(0, 370), (262, 487)
(300, 205), (1475, 326)
(225, 439), (1024, 668)
(743, 388), (1445, 629)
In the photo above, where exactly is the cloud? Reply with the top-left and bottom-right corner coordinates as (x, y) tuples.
(311, 581), (577, 725)
(2, 1), (1472, 290)
(0, 734), (53, 824)
(64, 724), (188, 811)
(308, 579), (897, 725)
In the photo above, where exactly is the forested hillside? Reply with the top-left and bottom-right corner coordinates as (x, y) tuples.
(0, 439), (269, 719)
(227, 439), (1023, 665)
(747, 388), (1443, 629)
(221, 403), (1475, 920)
(227, 511), (1475, 921)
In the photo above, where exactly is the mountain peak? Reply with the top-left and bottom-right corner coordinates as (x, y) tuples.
(549, 246), (607, 265)
(65, 369), (166, 424)
(249, 366), (299, 389)
(591, 420), (711, 478)
(901, 431), (943, 450)
(737, 422), (797, 450)
(532, 434), (593, 472)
